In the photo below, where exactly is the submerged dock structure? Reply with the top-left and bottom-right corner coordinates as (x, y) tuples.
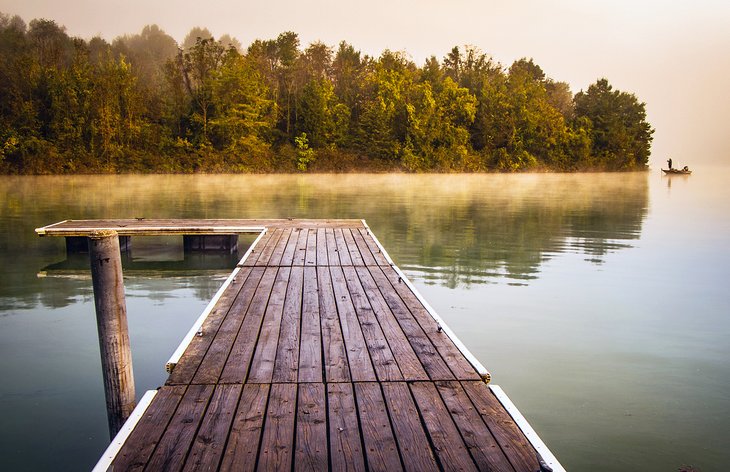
(36, 219), (564, 472)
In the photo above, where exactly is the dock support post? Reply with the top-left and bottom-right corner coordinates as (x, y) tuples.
(88, 230), (136, 439)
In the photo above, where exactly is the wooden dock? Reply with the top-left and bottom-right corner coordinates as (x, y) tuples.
(36, 219), (563, 472)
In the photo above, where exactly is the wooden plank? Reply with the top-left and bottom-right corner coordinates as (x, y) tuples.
(358, 228), (390, 266)
(273, 266), (304, 383)
(436, 381), (516, 472)
(351, 228), (377, 266)
(243, 231), (275, 267)
(381, 383), (439, 472)
(292, 227), (309, 266)
(257, 383), (297, 471)
(269, 228), (293, 266)
(380, 265), (479, 380)
(333, 228), (352, 265)
(365, 266), (454, 381)
(247, 267), (291, 384)
(325, 228), (340, 266)
(343, 266), (403, 381)
(219, 266), (278, 384)
(112, 386), (186, 471)
(183, 384), (243, 472)
(315, 228), (328, 266)
(192, 267), (265, 384)
(145, 384), (215, 472)
(328, 383), (366, 472)
(461, 381), (540, 472)
(220, 384), (270, 471)
(295, 383), (328, 471)
(354, 383), (403, 472)
(254, 228), (284, 266)
(354, 266), (428, 381)
(280, 227), (301, 266)
(410, 382), (478, 472)
(329, 266), (377, 382)
(299, 267), (323, 383)
(342, 228), (365, 266)
(305, 229), (318, 266)
(167, 266), (254, 385)
(317, 266), (350, 382)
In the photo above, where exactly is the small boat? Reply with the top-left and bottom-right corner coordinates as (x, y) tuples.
(662, 168), (692, 175)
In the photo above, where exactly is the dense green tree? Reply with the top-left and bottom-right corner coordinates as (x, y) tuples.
(574, 78), (654, 170)
(210, 53), (274, 155)
(176, 37), (226, 144)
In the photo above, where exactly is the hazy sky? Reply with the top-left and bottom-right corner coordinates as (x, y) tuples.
(2, 0), (728, 167)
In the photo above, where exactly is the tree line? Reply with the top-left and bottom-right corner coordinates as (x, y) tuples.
(0, 13), (654, 174)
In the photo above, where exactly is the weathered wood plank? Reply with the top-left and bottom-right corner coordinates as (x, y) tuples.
(334, 228), (353, 266)
(299, 267), (323, 383)
(292, 228), (309, 266)
(342, 228), (365, 266)
(305, 229), (318, 266)
(183, 384), (243, 472)
(330, 266), (377, 382)
(351, 228), (377, 266)
(145, 384), (215, 472)
(219, 266), (278, 384)
(317, 266), (350, 383)
(111, 386), (186, 471)
(268, 228), (293, 266)
(167, 266), (255, 385)
(247, 267), (291, 384)
(295, 383), (328, 471)
(257, 383), (297, 471)
(380, 265), (479, 380)
(220, 384), (270, 471)
(343, 266), (402, 381)
(354, 266), (428, 381)
(280, 227), (300, 266)
(325, 228), (340, 266)
(365, 266), (454, 381)
(254, 228), (284, 266)
(461, 381), (540, 472)
(410, 382), (478, 472)
(315, 228), (328, 266)
(273, 266), (304, 383)
(381, 383), (439, 472)
(243, 231), (275, 267)
(192, 267), (265, 384)
(358, 228), (390, 266)
(328, 382), (366, 472)
(436, 381), (516, 472)
(354, 382), (403, 472)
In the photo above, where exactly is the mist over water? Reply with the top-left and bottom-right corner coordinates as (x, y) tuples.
(0, 170), (728, 471)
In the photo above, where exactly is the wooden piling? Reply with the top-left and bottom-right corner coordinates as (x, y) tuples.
(88, 230), (136, 438)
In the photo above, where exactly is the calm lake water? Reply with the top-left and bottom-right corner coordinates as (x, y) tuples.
(1, 170), (728, 471)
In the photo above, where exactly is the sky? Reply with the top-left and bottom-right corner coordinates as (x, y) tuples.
(2, 0), (729, 168)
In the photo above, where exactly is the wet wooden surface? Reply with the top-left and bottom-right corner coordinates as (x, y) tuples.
(93, 220), (540, 471)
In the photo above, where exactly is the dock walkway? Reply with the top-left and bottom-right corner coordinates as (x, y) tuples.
(37, 219), (560, 471)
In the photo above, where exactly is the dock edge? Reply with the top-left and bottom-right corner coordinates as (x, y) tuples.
(362, 219), (564, 471)
(491, 385), (566, 472)
(91, 389), (158, 472)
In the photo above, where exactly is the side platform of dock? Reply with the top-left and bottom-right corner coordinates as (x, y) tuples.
(36, 219), (564, 472)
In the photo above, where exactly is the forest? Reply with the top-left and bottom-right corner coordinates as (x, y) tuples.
(0, 13), (654, 174)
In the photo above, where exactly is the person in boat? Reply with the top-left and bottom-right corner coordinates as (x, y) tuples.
(683, 166), (689, 171)
(667, 158), (673, 169)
